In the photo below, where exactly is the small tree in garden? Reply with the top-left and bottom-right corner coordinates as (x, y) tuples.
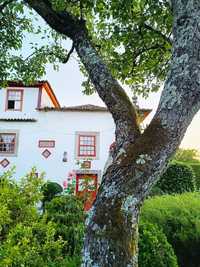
(41, 181), (63, 208)
(45, 195), (85, 258)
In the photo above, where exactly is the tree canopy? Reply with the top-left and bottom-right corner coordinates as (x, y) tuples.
(1, 0), (172, 96)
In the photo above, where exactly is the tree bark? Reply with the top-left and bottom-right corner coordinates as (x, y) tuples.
(25, 1), (200, 266)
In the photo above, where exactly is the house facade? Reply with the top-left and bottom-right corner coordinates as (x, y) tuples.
(0, 81), (150, 209)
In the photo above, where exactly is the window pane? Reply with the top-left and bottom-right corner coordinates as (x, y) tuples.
(0, 134), (15, 153)
(78, 135), (96, 156)
(14, 101), (21, 110)
(7, 91), (22, 110)
(8, 91), (21, 100)
(7, 100), (15, 109)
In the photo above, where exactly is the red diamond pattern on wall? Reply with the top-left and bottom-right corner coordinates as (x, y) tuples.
(0, 158), (10, 168)
(42, 149), (51, 159)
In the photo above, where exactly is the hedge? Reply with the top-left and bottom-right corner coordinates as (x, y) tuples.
(141, 193), (200, 267)
(190, 163), (200, 189)
(139, 222), (178, 267)
(173, 161), (200, 190)
(156, 162), (196, 194)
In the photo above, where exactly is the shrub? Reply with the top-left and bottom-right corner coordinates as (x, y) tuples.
(0, 220), (66, 267)
(185, 163), (200, 190)
(157, 163), (196, 194)
(0, 170), (82, 267)
(139, 222), (178, 267)
(45, 195), (85, 257)
(41, 181), (63, 207)
(141, 193), (200, 267)
(0, 169), (43, 240)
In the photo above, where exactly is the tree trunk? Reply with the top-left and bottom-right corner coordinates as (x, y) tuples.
(83, 180), (140, 267)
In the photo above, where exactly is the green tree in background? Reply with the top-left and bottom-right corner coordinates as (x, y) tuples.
(173, 148), (200, 163)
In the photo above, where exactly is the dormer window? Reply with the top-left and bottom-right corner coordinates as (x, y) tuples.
(6, 89), (23, 111)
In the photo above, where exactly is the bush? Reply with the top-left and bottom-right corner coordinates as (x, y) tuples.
(182, 163), (200, 190)
(0, 170), (83, 267)
(157, 163), (196, 194)
(41, 181), (63, 207)
(0, 169), (43, 241)
(45, 195), (85, 257)
(0, 220), (66, 267)
(172, 160), (200, 190)
(139, 222), (178, 267)
(141, 193), (200, 267)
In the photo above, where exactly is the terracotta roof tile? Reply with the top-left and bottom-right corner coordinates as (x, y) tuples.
(38, 104), (151, 113)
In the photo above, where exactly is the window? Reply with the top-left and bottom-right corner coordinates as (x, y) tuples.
(78, 134), (97, 157)
(75, 132), (100, 159)
(6, 90), (23, 111)
(0, 133), (16, 154)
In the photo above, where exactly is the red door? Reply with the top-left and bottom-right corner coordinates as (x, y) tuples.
(76, 174), (98, 211)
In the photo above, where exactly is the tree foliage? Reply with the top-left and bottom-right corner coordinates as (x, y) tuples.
(173, 148), (200, 164)
(41, 181), (63, 208)
(0, 0), (69, 85)
(45, 195), (85, 257)
(0, 0), (172, 96)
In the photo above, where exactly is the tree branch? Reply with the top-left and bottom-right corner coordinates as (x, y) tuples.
(62, 42), (75, 63)
(143, 23), (172, 45)
(25, 0), (82, 39)
(25, 0), (141, 147)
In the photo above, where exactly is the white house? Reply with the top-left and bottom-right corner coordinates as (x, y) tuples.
(0, 81), (151, 209)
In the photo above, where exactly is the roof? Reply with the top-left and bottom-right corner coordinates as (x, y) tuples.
(38, 104), (108, 112)
(0, 118), (37, 122)
(38, 104), (152, 121)
(6, 80), (60, 108)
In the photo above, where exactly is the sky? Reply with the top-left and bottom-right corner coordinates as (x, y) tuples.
(44, 58), (200, 151)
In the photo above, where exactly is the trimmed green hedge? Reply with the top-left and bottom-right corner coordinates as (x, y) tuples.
(190, 163), (200, 189)
(173, 161), (200, 190)
(141, 193), (200, 267)
(139, 223), (178, 267)
(157, 163), (196, 194)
